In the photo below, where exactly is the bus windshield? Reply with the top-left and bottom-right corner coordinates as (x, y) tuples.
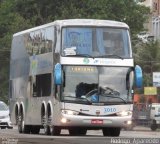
(62, 66), (132, 104)
(62, 27), (132, 58)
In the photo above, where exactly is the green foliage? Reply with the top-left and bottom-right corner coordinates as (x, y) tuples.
(136, 41), (160, 72)
(135, 40), (160, 87)
(0, 0), (150, 102)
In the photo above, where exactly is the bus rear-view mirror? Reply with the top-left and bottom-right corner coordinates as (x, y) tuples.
(54, 63), (62, 85)
(135, 65), (143, 88)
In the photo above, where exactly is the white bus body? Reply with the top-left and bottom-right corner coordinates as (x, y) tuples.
(9, 19), (142, 136)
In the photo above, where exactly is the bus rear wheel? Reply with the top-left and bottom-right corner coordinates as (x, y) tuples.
(30, 126), (40, 134)
(50, 126), (61, 136)
(18, 113), (30, 134)
(44, 125), (51, 135)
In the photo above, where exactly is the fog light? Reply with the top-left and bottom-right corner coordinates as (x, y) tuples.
(61, 118), (67, 123)
(126, 120), (132, 125)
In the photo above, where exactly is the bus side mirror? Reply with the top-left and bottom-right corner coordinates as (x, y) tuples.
(135, 65), (143, 88)
(54, 63), (62, 85)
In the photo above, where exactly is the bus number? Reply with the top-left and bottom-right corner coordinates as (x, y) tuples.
(104, 108), (116, 113)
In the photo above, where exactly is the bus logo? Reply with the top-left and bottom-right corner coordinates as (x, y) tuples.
(96, 110), (100, 115)
(83, 58), (89, 64)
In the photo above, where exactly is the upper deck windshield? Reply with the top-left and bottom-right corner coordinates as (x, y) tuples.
(62, 27), (132, 58)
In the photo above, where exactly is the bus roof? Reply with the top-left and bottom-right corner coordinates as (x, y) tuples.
(13, 19), (129, 37)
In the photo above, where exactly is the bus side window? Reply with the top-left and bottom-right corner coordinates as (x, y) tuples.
(32, 76), (37, 97)
(32, 73), (51, 97)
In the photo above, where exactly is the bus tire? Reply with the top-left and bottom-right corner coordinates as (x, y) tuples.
(23, 125), (31, 134)
(15, 106), (19, 125)
(18, 113), (30, 134)
(151, 120), (158, 131)
(51, 126), (61, 136)
(69, 128), (77, 136)
(16, 114), (19, 125)
(151, 124), (157, 131)
(110, 127), (121, 137)
(30, 126), (40, 134)
(44, 125), (51, 135)
(69, 127), (86, 136)
(41, 114), (50, 135)
(102, 128), (111, 136)
(102, 127), (121, 137)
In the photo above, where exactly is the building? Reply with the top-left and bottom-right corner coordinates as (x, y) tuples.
(138, 0), (160, 40)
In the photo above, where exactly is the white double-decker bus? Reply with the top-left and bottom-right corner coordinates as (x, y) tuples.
(9, 19), (142, 136)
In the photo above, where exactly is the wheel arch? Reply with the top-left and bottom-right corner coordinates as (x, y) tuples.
(19, 102), (25, 117)
(15, 102), (20, 124)
(41, 101), (47, 117)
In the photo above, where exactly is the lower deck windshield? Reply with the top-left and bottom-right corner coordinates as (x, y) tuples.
(62, 27), (131, 58)
(61, 66), (133, 104)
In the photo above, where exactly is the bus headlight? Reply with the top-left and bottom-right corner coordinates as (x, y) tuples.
(62, 110), (79, 115)
(117, 111), (132, 116)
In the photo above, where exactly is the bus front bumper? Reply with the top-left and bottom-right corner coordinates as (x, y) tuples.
(58, 114), (132, 128)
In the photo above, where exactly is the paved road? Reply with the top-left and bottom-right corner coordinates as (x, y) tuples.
(0, 126), (159, 144)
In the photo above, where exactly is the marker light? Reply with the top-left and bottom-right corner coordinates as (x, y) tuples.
(117, 111), (132, 116)
(62, 110), (79, 115)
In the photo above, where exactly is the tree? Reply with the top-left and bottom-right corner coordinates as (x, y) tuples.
(0, 0), (150, 103)
(135, 40), (160, 86)
(14, 0), (150, 34)
(0, 0), (31, 103)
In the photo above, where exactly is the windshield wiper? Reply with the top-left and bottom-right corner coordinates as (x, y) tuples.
(99, 87), (127, 104)
(84, 88), (126, 104)
(99, 87), (120, 96)
(96, 54), (123, 60)
(102, 94), (127, 104)
(63, 96), (92, 104)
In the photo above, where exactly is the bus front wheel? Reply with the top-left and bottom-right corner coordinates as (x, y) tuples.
(102, 127), (121, 137)
(69, 127), (87, 136)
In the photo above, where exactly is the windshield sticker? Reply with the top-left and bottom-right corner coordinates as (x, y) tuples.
(91, 95), (99, 102)
(64, 47), (77, 55)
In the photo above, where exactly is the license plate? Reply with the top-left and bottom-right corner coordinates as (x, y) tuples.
(91, 119), (103, 124)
